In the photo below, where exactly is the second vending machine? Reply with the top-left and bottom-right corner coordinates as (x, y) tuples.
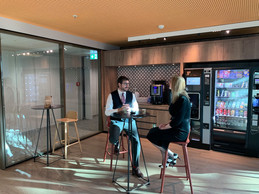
(213, 69), (249, 153)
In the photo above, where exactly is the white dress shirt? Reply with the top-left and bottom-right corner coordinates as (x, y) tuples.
(105, 89), (139, 116)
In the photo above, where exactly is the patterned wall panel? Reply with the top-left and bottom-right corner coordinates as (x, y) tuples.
(118, 64), (180, 97)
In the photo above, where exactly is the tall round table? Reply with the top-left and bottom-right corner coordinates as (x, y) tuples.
(111, 110), (150, 193)
(32, 105), (64, 166)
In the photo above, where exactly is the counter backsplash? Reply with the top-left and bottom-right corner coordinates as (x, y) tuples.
(118, 64), (180, 97)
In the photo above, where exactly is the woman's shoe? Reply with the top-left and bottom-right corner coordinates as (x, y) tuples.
(168, 159), (177, 167)
(159, 163), (169, 168)
(167, 153), (179, 163)
(159, 153), (180, 168)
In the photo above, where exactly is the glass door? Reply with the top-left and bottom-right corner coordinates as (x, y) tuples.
(64, 45), (100, 138)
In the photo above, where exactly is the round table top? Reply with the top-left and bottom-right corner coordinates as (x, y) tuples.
(31, 105), (63, 110)
(111, 110), (149, 119)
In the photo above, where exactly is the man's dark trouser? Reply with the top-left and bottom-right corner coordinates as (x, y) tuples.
(109, 119), (140, 167)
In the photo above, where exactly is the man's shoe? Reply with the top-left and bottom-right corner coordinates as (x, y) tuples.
(132, 167), (143, 178)
(114, 143), (120, 155)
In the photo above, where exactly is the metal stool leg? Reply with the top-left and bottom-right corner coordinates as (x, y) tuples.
(103, 132), (110, 162)
(160, 149), (168, 193)
(64, 123), (68, 159)
(74, 122), (82, 152)
(184, 145), (193, 194)
(52, 122), (58, 153)
(51, 109), (65, 158)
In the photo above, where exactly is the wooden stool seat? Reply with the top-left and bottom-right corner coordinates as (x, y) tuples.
(56, 118), (77, 123)
(53, 111), (82, 159)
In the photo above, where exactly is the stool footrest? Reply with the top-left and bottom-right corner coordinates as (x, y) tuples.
(66, 141), (80, 148)
(165, 175), (189, 179)
(174, 165), (186, 167)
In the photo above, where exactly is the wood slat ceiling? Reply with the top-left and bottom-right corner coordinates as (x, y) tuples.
(0, 0), (258, 48)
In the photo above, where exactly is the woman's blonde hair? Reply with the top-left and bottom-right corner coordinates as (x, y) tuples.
(170, 75), (189, 103)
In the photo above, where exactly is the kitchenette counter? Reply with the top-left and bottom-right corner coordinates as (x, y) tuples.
(137, 103), (171, 137)
(139, 102), (169, 110)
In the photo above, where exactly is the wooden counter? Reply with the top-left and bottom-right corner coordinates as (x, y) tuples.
(137, 103), (171, 137)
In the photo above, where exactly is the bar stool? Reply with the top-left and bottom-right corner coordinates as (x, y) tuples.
(160, 132), (193, 194)
(103, 116), (129, 171)
(53, 111), (82, 159)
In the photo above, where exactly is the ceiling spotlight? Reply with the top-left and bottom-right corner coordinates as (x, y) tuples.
(158, 25), (164, 29)
(163, 37), (166, 41)
(73, 15), (78, 19)
(226, 30), (230, 34)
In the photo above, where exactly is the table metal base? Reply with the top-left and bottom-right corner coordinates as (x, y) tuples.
(33, 108), (64, 166)
(112, 117), (150, 193)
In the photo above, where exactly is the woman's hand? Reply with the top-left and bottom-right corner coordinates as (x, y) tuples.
(159, 123), (171, 130)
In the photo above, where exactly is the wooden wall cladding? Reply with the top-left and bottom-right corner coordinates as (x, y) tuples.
(152, 46), (173, 64)
(103, 35), (259, 67)
(223, 39), (243, 61)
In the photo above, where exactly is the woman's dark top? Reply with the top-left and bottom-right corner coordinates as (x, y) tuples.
(147, 95), (191, 149)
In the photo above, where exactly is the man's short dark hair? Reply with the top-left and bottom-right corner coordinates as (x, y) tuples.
(117, 76), (129, 84)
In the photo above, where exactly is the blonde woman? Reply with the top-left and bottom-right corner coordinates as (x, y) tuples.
(147, 75), (191, 167)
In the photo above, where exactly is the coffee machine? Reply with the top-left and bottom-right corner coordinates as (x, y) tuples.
(150, 80), (170, 105)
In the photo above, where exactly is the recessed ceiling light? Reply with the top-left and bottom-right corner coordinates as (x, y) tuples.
(163, 37), (166, 41)
(73, 15), (78, 19)
(158, 25), (165, 29)
(226, 30), (230, 34)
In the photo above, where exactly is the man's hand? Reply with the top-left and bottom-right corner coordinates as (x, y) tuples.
(118, 104), (130, 112)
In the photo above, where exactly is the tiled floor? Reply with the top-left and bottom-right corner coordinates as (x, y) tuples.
(1, 133), (259, 194)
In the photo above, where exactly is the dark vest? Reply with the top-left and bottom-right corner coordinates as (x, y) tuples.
(110, 90), (133, 120)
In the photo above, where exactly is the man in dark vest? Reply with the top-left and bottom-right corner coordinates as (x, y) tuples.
(105, 76), (143, 178)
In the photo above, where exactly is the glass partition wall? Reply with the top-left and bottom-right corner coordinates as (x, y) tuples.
(64, 46), (100, 138)
(0, 32), (100, 168)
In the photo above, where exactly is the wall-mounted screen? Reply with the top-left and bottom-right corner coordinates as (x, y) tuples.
(186, 77), (201, 86)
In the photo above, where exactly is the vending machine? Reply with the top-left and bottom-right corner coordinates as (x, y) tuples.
(184, 68), (212, 149)
(213, 69), (249, 153)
